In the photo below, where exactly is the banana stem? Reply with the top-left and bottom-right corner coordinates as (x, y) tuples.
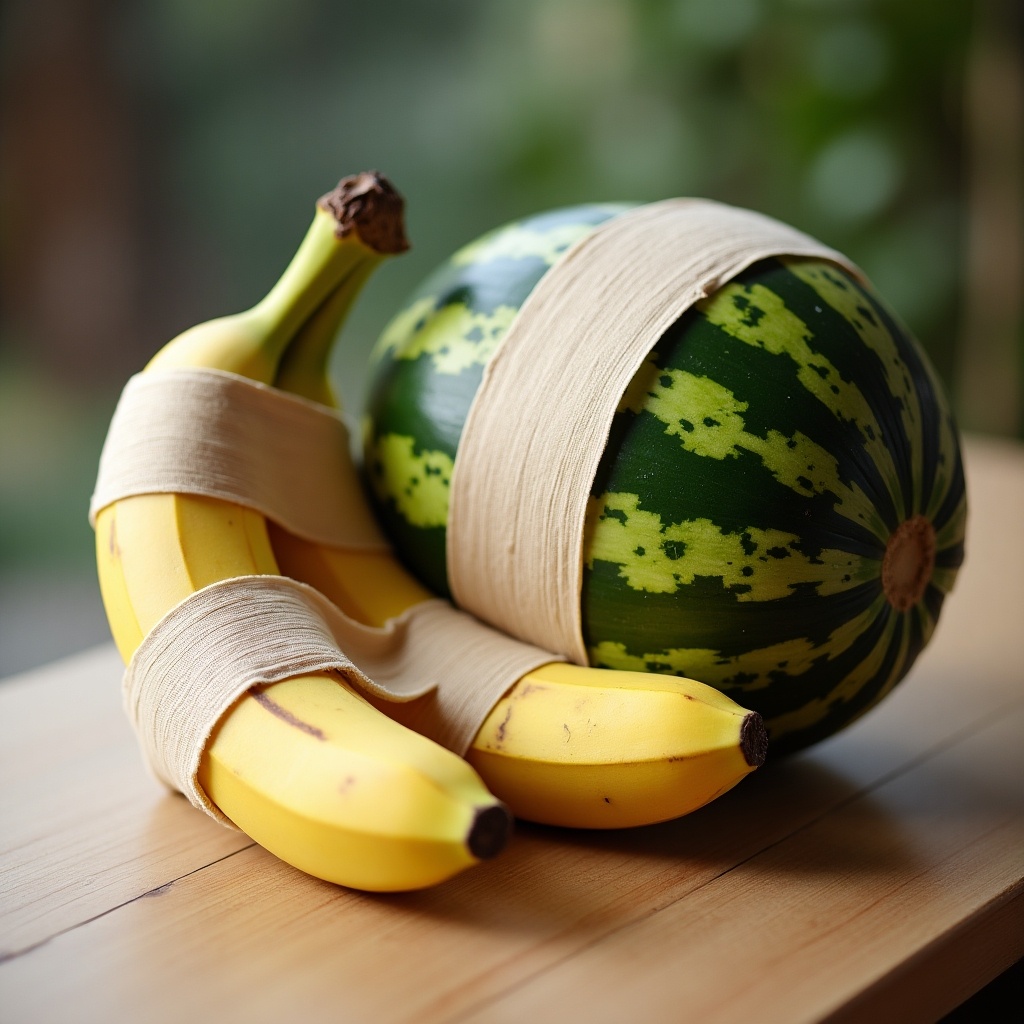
(273, 173), (408, 405)
(145, 174), (408, 384)
(273, 257), (381, 407)
(248, 210), (371, 370)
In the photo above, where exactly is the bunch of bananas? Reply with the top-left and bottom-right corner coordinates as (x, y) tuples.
(94, 173), (767, 892)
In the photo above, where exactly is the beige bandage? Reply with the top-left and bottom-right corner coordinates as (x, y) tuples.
(124, 575), (554, 823)
(90, 367), (388, 550)
(446, 199), (860, 663)
(93, 367), (558, 818)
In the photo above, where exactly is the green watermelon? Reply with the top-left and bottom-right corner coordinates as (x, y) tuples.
(363, 204), (967, 754)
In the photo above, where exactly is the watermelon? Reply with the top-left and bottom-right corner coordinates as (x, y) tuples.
(363, 204), (967, 754)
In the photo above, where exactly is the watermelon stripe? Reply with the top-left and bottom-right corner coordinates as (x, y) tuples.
(931, 449), (968, 540)
(857, 286), (946, 516)
(934, 542), (966, 569)
(376, 302), (519, 376)
(450, 205), (631, 269)
(697, 277), (908, 523)
(620, 355), (891, 543)
(761, 601), (901, 748)
(934, 498), (967, 555)
(651, 303), (901, 540)
(849, 278), (962, 523)
(852, 598), (935, 736)
(924, 577), (946, 614)
(588, 592), (888, 709)
(585, 491), (881, 602)
(872, 610), (917, 706)
(733, 595), (893, 720)
(726, 263), (919, 531)
(594, 427), (890, 564)
(925, 411), (964, 525)
(822, 606), (921, 741)
(584, 553), (883, 659)
(779, 259), (922, 518)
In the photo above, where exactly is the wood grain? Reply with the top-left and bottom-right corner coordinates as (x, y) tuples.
(457, 706), (1024, 1024)
(0, 435), (1021, 1023)
(0, 646), (252, 955)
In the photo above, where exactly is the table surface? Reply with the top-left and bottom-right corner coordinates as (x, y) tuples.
(2, 435), (1022, 1024)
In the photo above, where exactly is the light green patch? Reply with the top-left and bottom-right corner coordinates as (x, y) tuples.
(589, 641), (720, 678)
(365, 433), (453, 528)
(616, 351), (662, 413)
(589, 596), (886, 695)
(698, 281), (906, 520)
(370, 296), (437, 364)
(621, 359), (889, 540)
(450, 216), (618, 268)
(372, 300), (518, 376)
(584, 491), (878, 600)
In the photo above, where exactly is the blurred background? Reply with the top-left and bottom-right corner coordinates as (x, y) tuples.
(1, 0), (1021, 676)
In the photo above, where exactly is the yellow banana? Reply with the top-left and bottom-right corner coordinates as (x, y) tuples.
(270, 515), (765, 828)
(95, 174), (512, 891)
(269, 244), (768, 831)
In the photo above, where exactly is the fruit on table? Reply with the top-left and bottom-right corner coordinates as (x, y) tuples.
(96, 173), (513, 891)
(269, 211), (768, 831)
(364, 205), (967, 754)
(97, 168), (766, 876)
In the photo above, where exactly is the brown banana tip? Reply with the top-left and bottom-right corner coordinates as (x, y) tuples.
(467, 803), (513, 861)
(740, 712), (768, 768)
(317, 171), (409, 253)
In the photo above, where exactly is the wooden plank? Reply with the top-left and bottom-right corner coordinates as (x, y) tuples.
(825, 885), (1024, 1024)
(0, 435), (1020, 1021)
(458, 706), (1024, 1024)
(0, 693), (1019, 1024)
(0, 646), (252, 955)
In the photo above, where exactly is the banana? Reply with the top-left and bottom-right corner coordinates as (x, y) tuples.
(269, 245), (769, 832)
(467, 663), (766, 828)
(271, 513), (766, 829)
(95, 173), (513, 891)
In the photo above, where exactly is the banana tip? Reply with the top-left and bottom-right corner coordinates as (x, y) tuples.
(741, 713), (768, 767)
(468, 803), (513, 861)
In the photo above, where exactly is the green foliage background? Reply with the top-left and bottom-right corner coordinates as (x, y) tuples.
(0, 0), (1015, 672)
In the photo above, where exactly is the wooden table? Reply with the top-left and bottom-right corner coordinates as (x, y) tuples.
(2, 436), (1022, 1024)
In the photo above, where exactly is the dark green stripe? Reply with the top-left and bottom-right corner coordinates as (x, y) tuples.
(934, 542), (965, 570)
(632, 298), (898, 543)
(850, 276), (961, 520)
(367, 355), (479, 461)
(594, 419), (886, 562)
(583, 559), (882, 660)
(766, 605), (910, 754)
(931, 433), (967, 535)
(922, 582), (947, 623)
(730, 596), (892, 721)
(761, 260), (918, 521)
(366, 495), (451, 599)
